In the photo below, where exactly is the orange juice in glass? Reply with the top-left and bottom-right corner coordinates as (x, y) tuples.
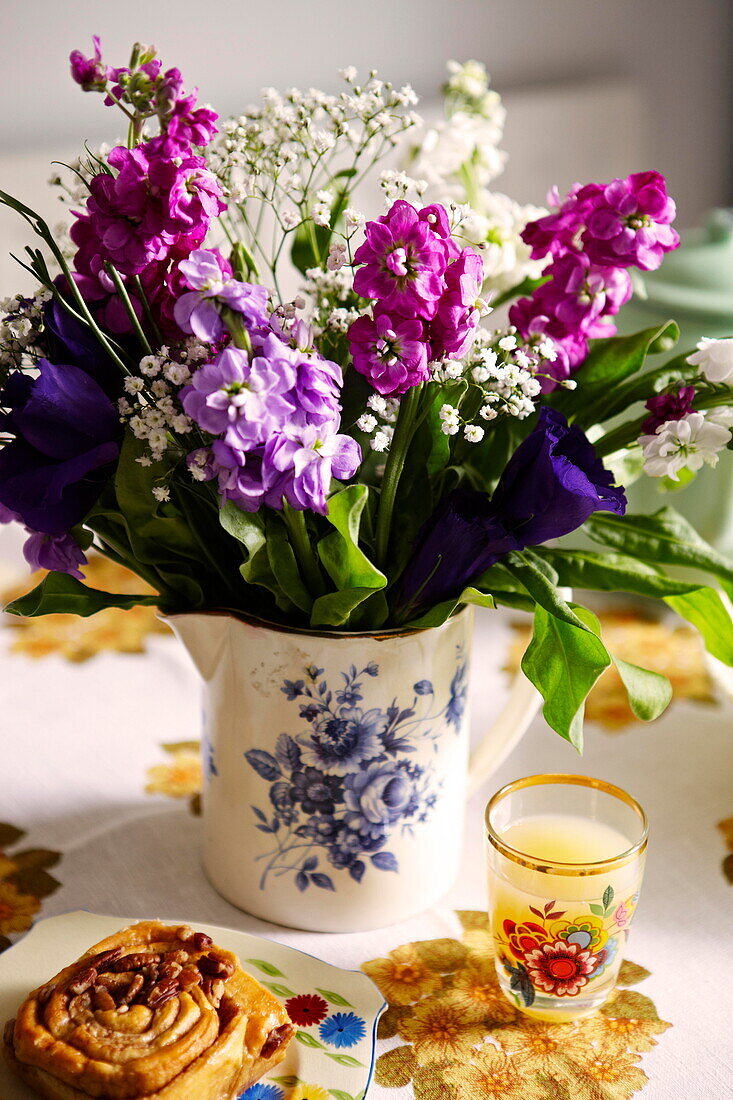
(485, 774), (647, 1022)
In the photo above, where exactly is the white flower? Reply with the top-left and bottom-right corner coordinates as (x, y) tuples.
(463, 424), (485, 443)
(479, 405), (498, 421)
(686, 337), (733, 383)
(326, 242), (347, 271)
(640, 412), (732, 480)
(371, 429), (391, 452)
(367, 394), (388, 416)
(344, 207), (365, 230)
(136, 455), (153, 467)
(340, 66), (358, 82)
(706, 405), (733, 428)
(357, 413), (377, 433)
(152, 486), (170, 502)
(471, 365), (491, 383)
(438, 404), (460, 435)
(498, 335), (517, 351)
(139, 355), (162, 377)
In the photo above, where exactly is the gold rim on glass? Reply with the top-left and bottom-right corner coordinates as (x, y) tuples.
(485, 773), (648, 876)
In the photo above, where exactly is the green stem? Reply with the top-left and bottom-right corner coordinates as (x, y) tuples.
(133, 275), (163, 345)
(283, 504), (326, 598)
(374, 385), (423, 570)
(222, 307), (252, 354)
(105, 264), (153, 356)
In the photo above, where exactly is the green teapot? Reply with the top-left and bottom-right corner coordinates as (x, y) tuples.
(617, 209), (733, 551)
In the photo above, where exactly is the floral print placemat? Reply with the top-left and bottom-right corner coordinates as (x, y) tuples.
(363, 910), (671, 1100)
(0, 823), (61, 955)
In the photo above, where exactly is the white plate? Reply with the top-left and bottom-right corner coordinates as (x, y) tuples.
(0, 912), (385, 1100)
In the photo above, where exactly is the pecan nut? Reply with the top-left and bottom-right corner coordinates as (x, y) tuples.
(111, 952), (159, 972)
(178, 968), (202, 991)
(201, 979), (225, 1007)
(92, 987), (117, 1012)
(197, 953), (235, 979)
(119, 974), (145, 1005)
(69, 967), (98, 995)
(191, 932), (213, 951)
(85, 948), (124, 973)
(148, 977), (180, 1009)
(261, 1023), (294, 1060)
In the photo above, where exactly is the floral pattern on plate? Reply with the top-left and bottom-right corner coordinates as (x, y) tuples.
(0, 912), (385, 1100)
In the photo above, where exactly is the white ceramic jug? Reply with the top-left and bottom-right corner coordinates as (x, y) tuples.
(167, 607), (539, 932)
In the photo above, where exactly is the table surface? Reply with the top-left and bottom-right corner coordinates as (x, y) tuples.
(1, 543), (732, 1100)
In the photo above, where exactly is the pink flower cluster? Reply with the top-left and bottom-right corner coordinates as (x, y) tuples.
(511, 172), (679, 387)
(348, 201), (483, 395)
(68, 39), (222, 337)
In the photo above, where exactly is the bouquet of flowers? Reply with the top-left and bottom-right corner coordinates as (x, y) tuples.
(3, 43), (733, 748)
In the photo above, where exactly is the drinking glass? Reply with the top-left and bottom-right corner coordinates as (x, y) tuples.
(485, 773), (648, 1022)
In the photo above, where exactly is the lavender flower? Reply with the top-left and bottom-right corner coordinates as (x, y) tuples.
(173, 249), (269, 341)
(264, 422), (360, 514)
(181, 345), (295, 439)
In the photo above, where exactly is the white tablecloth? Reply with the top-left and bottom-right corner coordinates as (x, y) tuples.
(1, 560), (733, 1098)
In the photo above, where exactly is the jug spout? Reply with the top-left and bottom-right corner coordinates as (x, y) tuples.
(163, 611), (230, 682)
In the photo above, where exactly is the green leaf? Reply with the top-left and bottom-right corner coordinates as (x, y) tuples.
(4, 572), (158, 618)
(612, 656), (672, 721)
(220, 501), (266, 560)
(603, 885), (615, 909)
(266, 517), (313, 614)
(402, 587), (495, 629)
(271, 1076), (302, 1088)
(588, 903), (605, 916)
(585, 507), (733, 601)
(263, 982), (295, 998)
(313, 485), (386, 627)
(329, 1090), (357, 1100)
(295, 1030), (326, 1049)
(245, 958), (285, 977)
(521, 603), (611, 749)
(537, 545), (733, 670)
(325, 1053), (365, 1068)
(665, 588), (733, 665)
(491, 273), (550, 309)
(315, 987), (354, 1007)
(560, 321), (679, 426)
(505, 550), (588, 632)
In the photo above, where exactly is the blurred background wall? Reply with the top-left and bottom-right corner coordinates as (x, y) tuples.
(1, 0), (731, 231)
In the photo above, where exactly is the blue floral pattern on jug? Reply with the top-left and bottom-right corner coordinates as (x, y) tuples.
(242, 651), (467, 890)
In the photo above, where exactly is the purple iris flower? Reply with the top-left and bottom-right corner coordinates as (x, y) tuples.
(348, 309), (429, 396)
(173, 249), (269, 341)
(394, 489), (520, 615)
(353, 200), (449, 319)
(0, 361), (121, 534)
(69, 37), (108, 91)
(23, 530), (87, 579)
(642, 386), (696, 434)
(583, 171), (679, 271)
(395, 408), (625, 617)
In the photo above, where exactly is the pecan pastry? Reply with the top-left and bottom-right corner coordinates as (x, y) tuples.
(2, 921), (294, 1099)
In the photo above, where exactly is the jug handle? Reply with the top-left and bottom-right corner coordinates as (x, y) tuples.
(466, 588), (572, 798)
(466, 671), (540, 799)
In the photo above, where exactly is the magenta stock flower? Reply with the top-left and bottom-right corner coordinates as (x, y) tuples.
(349, 310), (429, 395)
(543, 253), (632, 328)
(69, 36), (109, 91)
(522, 183), (602, 261)
(642, 385), (696, 434)
(174, 249), (269, 341)
(583, 172), (679, 271)
(353, 200), (449, 319)
(428, 247), (484, 359)
(73, 143), (225, 278)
